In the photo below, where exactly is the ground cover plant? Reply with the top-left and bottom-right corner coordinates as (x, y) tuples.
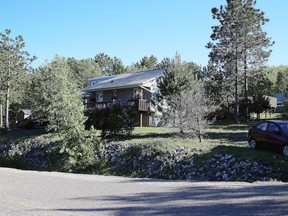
(0, 123), (287, 182)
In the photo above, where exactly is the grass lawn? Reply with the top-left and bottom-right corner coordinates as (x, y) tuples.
(125, 123), (288, 166)
(0, 128), (47, 142)
(1, 124), (287, 172)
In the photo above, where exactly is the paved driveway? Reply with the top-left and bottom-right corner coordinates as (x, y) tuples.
(0, 167), (287, 216)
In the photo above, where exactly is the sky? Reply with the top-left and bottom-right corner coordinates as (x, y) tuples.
(0, 0), (287, 68)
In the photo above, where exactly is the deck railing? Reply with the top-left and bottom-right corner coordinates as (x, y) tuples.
(84, 98), (150, 111)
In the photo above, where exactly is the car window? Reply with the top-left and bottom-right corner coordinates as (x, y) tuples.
(279, 123), (288, 134)
(256, 122), (268, 131)
(267, 123), (279, 133)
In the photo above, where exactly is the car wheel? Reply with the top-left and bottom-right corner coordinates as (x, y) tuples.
(283, 145), (288, 157)
(249, 139), (257, 150)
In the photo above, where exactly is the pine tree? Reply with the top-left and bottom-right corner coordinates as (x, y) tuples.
(29, 55), (100, 171)
(0, 29), (35, 127)
(207, 0), (273, 123)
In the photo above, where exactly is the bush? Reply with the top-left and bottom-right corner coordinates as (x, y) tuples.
(85, 100), (137, 137)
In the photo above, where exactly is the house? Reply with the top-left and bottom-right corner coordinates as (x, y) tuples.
(16, 109), (32, 122)
(83, 69), (165, 127)
(275, 93), (287, 112)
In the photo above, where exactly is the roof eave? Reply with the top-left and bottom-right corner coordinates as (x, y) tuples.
(85, 84), (141, 92)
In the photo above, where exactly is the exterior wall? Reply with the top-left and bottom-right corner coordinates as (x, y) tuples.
(100, 88), (135, 102)
(86, 86), (155, 127)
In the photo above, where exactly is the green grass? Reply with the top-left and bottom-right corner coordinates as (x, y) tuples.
(0, 128), (47, 142)
(127, 124), (288, 166)
(1, 124), (287, 175)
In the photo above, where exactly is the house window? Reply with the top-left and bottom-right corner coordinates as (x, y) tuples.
(112, 90), (118, 100)
(133, 88), (143, 99)
(96, 92), (103, 102)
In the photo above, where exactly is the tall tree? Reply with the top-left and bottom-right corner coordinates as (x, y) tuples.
(155, 54), (203, 126)
(67, 57), (102, 88)
(0, 29), (35, 128)
(111, 57), (126, 74)
(207, 0), (273, 123)
(135, 55), (158, 71)
(29, 55), (100, 170)
(156, 54), (198, 104)
(94, 52), (113, 75)
(94, 52), (126, 75)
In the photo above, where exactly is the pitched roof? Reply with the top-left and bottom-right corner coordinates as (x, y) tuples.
(84, 69), (165, 91)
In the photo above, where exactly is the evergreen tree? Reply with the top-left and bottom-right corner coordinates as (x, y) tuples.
(155, 54), (202, 125)
(67, 57), (102, 88)
(94, 52), (126, 75)
(29, 55), (100, 171)
(134, 55), (158, 70)
(0, 29), (35, 128)
(156, 54), (198, 105)
(207, 0), (273, 123)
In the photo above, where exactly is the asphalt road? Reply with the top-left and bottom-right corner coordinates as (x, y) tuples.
(0, 168), (288, 216)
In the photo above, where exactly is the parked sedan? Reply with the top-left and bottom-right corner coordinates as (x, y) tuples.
(247, 120), (288, 157)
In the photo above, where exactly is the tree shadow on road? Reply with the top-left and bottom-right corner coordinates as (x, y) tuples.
(53, 181), (288, 216)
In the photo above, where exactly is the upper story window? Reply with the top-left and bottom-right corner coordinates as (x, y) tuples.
(112, 90), (118, 100)
(96, 92), (103, 103)
(133, 88), (143, 99)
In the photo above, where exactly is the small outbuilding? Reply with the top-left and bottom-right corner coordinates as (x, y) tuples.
(17, 109), (32, 122)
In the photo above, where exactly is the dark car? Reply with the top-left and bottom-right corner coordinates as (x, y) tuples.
(247, 120), (288, 157)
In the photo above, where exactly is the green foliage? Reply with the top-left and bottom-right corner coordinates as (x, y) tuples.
(28, 55), (86, 132)
(57, 129), (102, 172)
(207, 0), (274, 123)
(248, 95), (271, 119)
(155, 54), (213, 141)
(0, 29), (35, 127)
(28, 55), (103, 172)
(85, 100), (137, 137)
(248, 68), (274, 97)
(155, 53), (201, 106)
(67, 57), (102, 88)
(94, 52), (126, 75)
(134, 55), (158, 71)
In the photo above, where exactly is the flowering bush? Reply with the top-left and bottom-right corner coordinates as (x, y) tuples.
(85, 100), (137, 137)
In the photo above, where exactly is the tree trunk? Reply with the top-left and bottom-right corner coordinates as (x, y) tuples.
(5, 57), (11, 128)
(234, 64), (239, 124)
(226, 95), (230, 124)
(244, 55), (249, 122)
(5, 88), (9, 128)
(0, 101), (2, 127)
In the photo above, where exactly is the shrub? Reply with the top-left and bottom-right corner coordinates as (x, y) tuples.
(85, 100), (137, 137)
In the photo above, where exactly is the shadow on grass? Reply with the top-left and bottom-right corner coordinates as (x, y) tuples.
(106, 132), (183, 142)
(210, 145), (288, 163)
(208, 123), (252, 131)
(206, 131), (247, 143)
(0, 128), (47, 142)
